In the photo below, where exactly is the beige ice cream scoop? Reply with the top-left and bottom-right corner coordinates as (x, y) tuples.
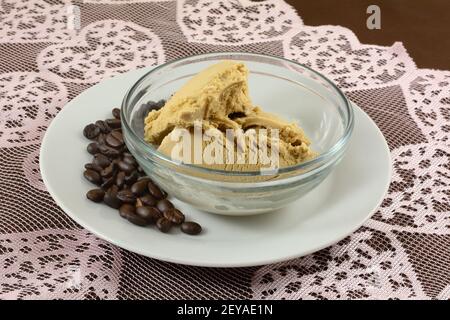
(144, 60), (316, 171)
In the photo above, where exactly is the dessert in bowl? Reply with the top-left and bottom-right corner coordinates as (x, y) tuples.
(121, 53), (354, 215)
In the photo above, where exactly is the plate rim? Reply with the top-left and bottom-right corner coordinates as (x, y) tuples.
(40, 69), (392, 268)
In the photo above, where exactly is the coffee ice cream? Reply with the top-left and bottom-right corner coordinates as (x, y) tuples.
(144, 61), (316, 171)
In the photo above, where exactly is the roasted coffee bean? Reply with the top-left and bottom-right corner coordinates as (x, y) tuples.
(131, 179), (148, 196)
(101, 176), (115, 190)
(117, 160), (135, 174)
(83, 123), (100, 139)
(84, 169), (102, 185)
(163, 208), (185, 225)
(112, 108), (121, 119)
(124, 171), (139, 186)
(95, 120), (110, 134)
(93, 154), (110, 168)
(119, 204), (135, 219)
(96, 133), (106, 145)
(86, 189), (105, 202)
(181, 221), (202, 235)
(98, 144), (121, 158)
(116, 190), (136, 204)
(122, 154), (137, 166)
(115, 171), (126, 188)
(84, 163), (103, 173)
(144, 100), (165, 111)
(111, 130), (123, 140)
(103, 186), (121, 209)
(100, 163), (115, 178)
(127, 213), (149, 226)
(136, 206), (162, 223)
(87, 142), (99, 155)
(105, 131), (124, 148)
(105, 118), (121, 129)
(148, 182), (164, 199)
(140, 194), (157, 207)
(156, 217), (172, 233)
(156, 199), (174, 213)
(140, 101), (162, 118)
(135, 198), (143, 207)
(155, 99), (166, 108)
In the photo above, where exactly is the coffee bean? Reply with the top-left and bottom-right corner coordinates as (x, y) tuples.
(181, 222), (202, 235)
(105, 131), (124, 148)
(163, 208), (185, 225)
(86, 189), (105, 202)
(83, 111), (204, 235)
(105, 118), (121, 129)
(155, 100), (166, 108)
(95, 120), (110, 134)
(98, 144), (121, 158)
(83, 123), (100, 139)
(140, 194), (157, 206)
(112, 158), (121, 166)
(101, 176), (115, 190)
(115, 171), (126, 188)
(156, 217), (172, 233)
(136, 206), (162, 223)
(111, 130), (123, 140)
(156, 199), (174, 213)
(93, 154), (110, 168)
(131, 179), (149, 196)
(124, 171), (139, 186)
(117, 190), (136, 204)
(84, 163), (103, 173)
(122, 154), (137, 166)
(119, 204), (135, 219)
(84, 169), (102, 185)
(100, 163), (116, 178)
(112, 108), (121, 119)
(103, 186), (121, 209)
(137, 177), (152, 185)
(127, 213), (149, 227)
(96, 133), (106, 145)
(87, 142), (99, 155)
(117, 160), (135, 174)
(144, 100), (165, 113)
(148, 182), (164, 199)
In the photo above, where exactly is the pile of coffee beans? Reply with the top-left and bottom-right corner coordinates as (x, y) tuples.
(83, 104), (202, 235)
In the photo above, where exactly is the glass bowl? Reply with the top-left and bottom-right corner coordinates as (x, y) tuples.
(121, 53), (354, 215)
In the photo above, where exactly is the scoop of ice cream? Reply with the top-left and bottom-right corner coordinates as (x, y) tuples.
(144, 61), (316, 171)
(144, 60), (253, 145)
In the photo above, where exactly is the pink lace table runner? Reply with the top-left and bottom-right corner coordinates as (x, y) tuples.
(0, 0), (449, 300)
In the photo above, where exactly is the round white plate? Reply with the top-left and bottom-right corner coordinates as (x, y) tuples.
(40, 67), (391, 267)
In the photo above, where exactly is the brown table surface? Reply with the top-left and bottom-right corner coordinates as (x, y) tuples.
(287, 0), (450, 70)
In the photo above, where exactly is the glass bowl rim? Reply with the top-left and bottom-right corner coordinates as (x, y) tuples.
(121, 52), (354, 177)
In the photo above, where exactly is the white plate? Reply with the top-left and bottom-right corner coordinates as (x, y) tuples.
(40, 67), (391, 267)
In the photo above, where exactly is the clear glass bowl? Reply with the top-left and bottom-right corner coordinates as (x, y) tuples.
(121, 53), (354, 215)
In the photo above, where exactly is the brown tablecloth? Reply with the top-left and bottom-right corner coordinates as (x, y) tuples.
(0, 0), (449, 299)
